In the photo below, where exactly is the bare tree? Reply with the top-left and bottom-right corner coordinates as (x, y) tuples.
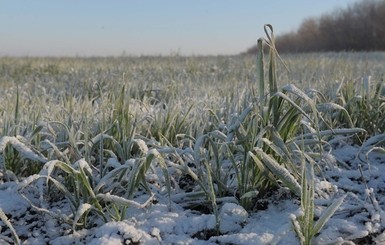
(245, 0), (385, 54)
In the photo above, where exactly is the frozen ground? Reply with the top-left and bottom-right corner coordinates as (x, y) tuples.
(1, 141), (385, 245)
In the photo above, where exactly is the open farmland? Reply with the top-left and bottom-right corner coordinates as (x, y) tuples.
(1, 46), (385, 244)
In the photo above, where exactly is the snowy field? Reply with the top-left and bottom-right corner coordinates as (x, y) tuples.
(1, 141), (385, 244)
(0, 52), (385, 244)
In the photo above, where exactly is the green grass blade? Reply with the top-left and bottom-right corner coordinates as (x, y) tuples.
(47, 176), (78, 210)
(273, 91), (314, 124)
(257, 38), (265, 105)
(253, 147), (301, 196)
(291, 214), (305, 244)
(72, 203), (92, 232)
(148, 149), (172, 209)
(97, 193), (155, 208)
(0, 207), (20, 245)
(312, 194), (346, 235)
(316, 102), (354, 128)
(292, 128), (366, 141)
(14, 85), (19, 126)
(94, 163), (131, 193)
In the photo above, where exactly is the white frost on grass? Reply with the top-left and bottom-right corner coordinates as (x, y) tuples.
(72, 158), (92, 174)
(1, 143), (385, 244)
(0, 136), (47, 163)
(106, 157), (121, 169)
(134, 139), (149, 154)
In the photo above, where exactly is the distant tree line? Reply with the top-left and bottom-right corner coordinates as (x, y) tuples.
(246, 0), (385, 54)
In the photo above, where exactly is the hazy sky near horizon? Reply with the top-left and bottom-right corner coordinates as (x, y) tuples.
(1, 0), (357, 57)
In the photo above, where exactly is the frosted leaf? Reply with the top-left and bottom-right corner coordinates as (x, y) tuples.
(106, 158), (121, 169)
(73, 203), (92, 232)
(134, 139), (149, 154)
(72, 158), (92, 174)
(0, 136), (47, 163)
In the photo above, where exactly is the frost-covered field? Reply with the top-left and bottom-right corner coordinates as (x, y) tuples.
(0, 50), (385, 244)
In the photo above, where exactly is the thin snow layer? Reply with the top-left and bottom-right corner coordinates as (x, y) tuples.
(0, 143), (385, 244)
(0, 189), (299, 244)
(51, 221), (160, 245)
(213, 200), (298, 245)
(218, 203), (248, 234)
(0, 189), (29, 215)
(51, 201), (298, 245)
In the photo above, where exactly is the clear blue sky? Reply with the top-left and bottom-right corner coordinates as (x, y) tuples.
(0, 0), (357, 57)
